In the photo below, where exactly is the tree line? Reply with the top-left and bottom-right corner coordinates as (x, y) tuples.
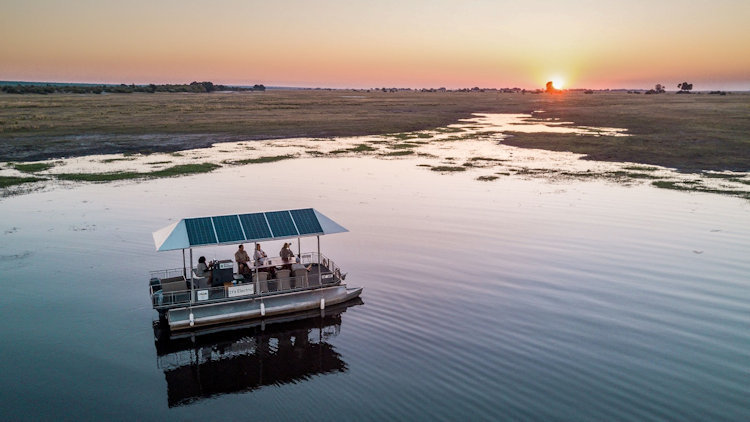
(0, 81), (265, 95)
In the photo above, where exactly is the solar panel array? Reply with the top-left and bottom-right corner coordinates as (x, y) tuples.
(184, 208), (323, 247)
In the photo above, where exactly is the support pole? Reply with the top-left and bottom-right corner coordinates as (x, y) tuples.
(297, 237), (301, 257)
(317, 236), (322, 287)
(189, 248), (194, 304)
(182, 249), (186, 278)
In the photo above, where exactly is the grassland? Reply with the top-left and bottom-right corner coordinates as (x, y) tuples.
(1, 90), (749, 172)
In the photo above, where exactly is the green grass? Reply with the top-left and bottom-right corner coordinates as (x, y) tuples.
(0, 175), (45, 187)
(381, 150), (415, 156)
(624, 165), (659, 172)
(390, 143), (422, 149)
(56, 162), (220, 182)
(652, 180), (750, 199)
(229, 155), (295, 164)
(12, 162), (55, 172)
(101, 157), (136, 163)
(348, 144), (377, 152)
(430, 166), (466, 172)
(469, 156), (508, 162)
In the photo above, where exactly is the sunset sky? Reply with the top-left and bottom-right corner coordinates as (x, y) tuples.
(2, 0), (749, 90)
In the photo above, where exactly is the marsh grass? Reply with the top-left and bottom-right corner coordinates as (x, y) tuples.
(0, 175), (45, 187)
(101, 157), (136, 163)
(390, 143), (422, 149)
(12, 162), (55, 172)
(229, 155), (295, 165)
(624, 165), (659, 172)
(431, 166), (466, 172)
(348, 144), (377, 152)
(3, 91), (750, 172)
(470, 157), (508, 162)
(56, 163), (220, 182)
(381, 150), (414, 156)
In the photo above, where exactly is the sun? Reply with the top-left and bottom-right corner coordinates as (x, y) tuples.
(550, 77), (564, 90)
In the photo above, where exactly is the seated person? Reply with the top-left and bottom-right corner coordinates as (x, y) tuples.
(195, 256), (213, 285)
(235, 244), (251, 274)
(253, 243), (267, 266)
(291, 257), (311, 272)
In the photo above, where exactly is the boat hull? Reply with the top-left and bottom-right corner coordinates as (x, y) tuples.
(167, 285), (362, 331)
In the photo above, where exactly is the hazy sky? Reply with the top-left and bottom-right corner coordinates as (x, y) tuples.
(2, 0), (748, 89)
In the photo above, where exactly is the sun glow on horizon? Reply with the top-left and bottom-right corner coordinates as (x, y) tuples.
(550, 77), (565, 90)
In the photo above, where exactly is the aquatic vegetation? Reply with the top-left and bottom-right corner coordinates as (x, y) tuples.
(381, 150), (414, 156)
(624, 165), (659, 172)
(0, 175), (45, 188)
(56, 163), (220, 182)
(145, 161), (173, 165)
(390, 143), (422, 149)
(477, 175), (499, 181)
(348, 144), (377, 152)
(469, 157), (508, 162)
(12, 162), (55, 173)
(328, 149), (349, 155)
(430, 166), (466, 172)
(652, 180), (750, 199)
(101, 157), (136, 163)
(229, 155), (295, 164)
(306, 150), (325, 156)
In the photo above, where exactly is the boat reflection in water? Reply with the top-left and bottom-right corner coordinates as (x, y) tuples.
(153, 298), (363, 408)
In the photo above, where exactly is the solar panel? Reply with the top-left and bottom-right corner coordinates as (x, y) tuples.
(212, 215), (245, 243)
(239, 213), (272, 241)
(290, 208), (323, 235)
(185, 217), (217, 246)
(265, 211), (299, 237)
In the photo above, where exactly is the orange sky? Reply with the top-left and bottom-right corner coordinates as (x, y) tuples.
(1, 0), (749, 90)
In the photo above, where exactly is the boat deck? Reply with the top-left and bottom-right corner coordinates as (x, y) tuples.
(150, 255), (345, 312)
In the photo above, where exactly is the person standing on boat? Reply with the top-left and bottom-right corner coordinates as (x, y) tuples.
(280, 242), (295, 270)
(280, 243), (294, 261)
(254, 244), (267, 266)
(235, 244), (251, 274)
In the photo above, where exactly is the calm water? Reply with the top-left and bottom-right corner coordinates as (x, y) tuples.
(1, 157), (749, 421)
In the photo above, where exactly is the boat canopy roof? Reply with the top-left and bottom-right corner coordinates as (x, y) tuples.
(153, 208), (347, 252)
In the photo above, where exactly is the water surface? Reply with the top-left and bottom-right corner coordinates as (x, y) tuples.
(1, 157), (748, 421)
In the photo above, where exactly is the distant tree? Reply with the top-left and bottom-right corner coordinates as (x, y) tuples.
(546, 81), (554, 92)
(655, 84), (665, 93)
(252, 84), (266, 91)
(677, 82), (693, 93)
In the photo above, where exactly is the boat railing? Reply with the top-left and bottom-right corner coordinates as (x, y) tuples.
(149, 252), (343, 308)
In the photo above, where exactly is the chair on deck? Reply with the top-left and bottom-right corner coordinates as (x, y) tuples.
(253, 271), (269, 294)
(293, 269), (308, 288)
(276, 269), (291, 291)
(191, 269), (210, 288)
